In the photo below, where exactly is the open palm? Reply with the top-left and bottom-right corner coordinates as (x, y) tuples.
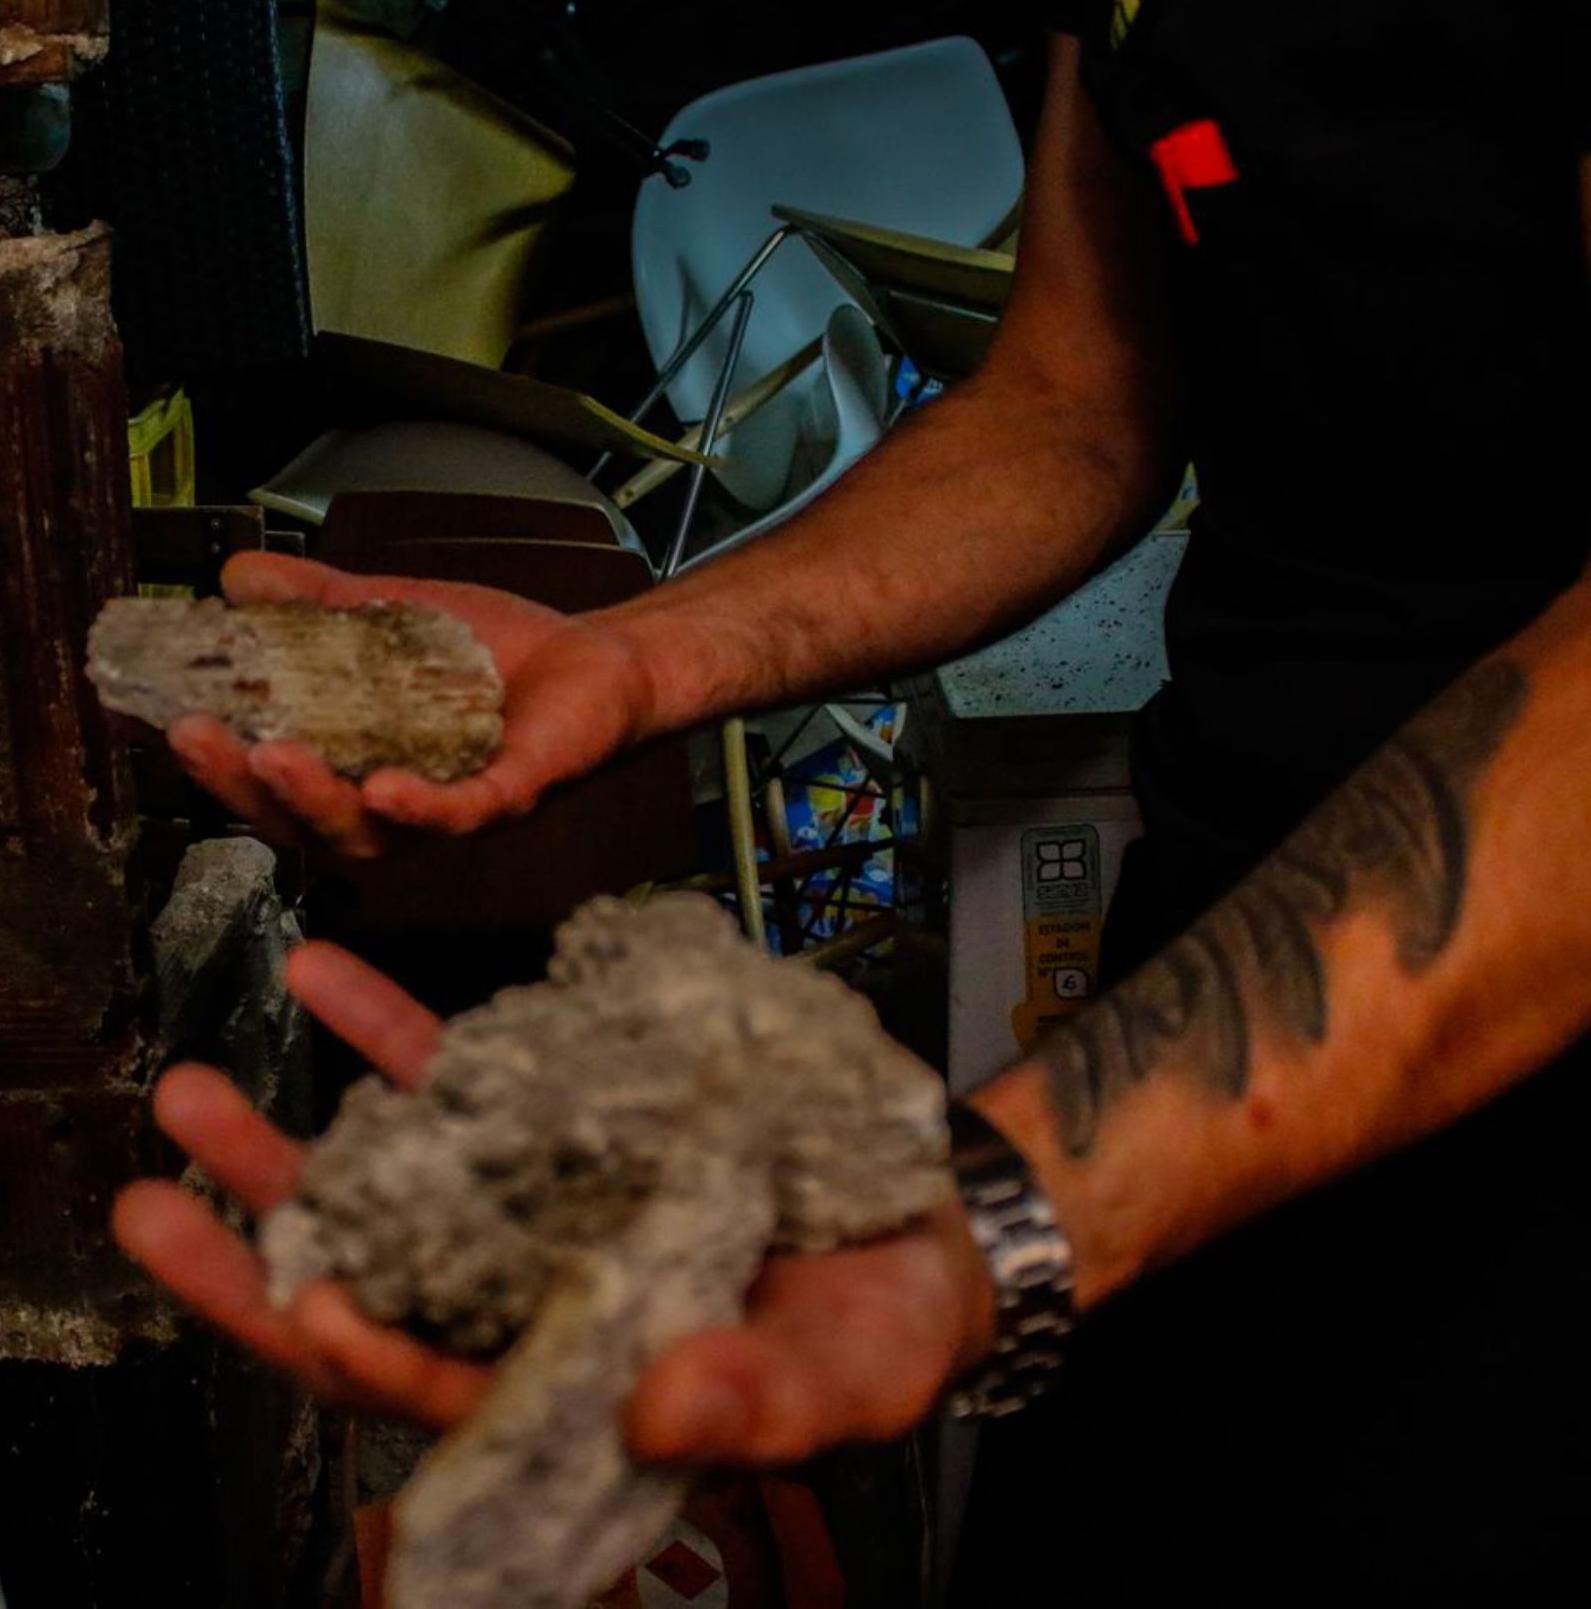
(114, 941), (990, 1457)
(166, 552), (654, 859)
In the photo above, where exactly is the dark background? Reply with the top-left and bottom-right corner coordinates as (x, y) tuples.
(432, 0), (1050, 337)
(422, 0), (1049, 167)
(43, 0), (1049, 501)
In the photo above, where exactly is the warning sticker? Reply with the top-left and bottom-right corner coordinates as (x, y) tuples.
(1011, 825), (1103, 1055)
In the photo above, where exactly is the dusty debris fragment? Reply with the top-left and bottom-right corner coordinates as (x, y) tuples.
(0, 24), (43, 68)
(0, 19), (109, 75)
(260, 893), (952, 1609)
(87, 597), (504, 782)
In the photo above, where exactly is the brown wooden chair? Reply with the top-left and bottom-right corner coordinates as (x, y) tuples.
(314, 490), (694, 942)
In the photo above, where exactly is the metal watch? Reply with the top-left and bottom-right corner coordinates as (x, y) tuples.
(946, 1101), (1076, 1420)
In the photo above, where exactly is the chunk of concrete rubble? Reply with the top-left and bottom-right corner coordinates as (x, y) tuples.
(260, 893), (952, 1609)
(87, 597), (503, 782)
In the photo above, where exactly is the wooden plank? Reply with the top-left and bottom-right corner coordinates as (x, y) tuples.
(0, 158), (348, 1609)
(0, 225), (138, 847)
(0, 227), (144, 1099)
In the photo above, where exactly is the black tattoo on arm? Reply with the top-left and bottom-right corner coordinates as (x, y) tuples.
(1044, 660), (1530, 1156)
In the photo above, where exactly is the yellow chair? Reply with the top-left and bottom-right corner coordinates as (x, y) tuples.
(127, 388), (196, 509)
(307, 2), (576, 369)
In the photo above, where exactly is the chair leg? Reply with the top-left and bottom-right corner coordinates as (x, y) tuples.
(612, 337), (825, 514)
(722, 716), (768, 949)
(663, 289), (755, 579)
(589, 224), (797, 483)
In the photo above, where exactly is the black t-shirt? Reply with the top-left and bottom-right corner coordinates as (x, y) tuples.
(1056, 0), (1591, 944)
(952, 6), (1591, 1602)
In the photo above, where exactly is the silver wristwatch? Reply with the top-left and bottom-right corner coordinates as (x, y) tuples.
(946, 1102), (1076, 1420)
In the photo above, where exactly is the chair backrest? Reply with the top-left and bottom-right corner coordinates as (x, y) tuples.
(819, 303), (892, 476)
(772, 204), (1016, 381)
(253, 421), (643, 552)
(676, 304), (890, 575)
(306, 8), (575, 368)
(632, 37), (1023, 511)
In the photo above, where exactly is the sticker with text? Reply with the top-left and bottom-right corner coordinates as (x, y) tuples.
(1012, 826), (1103, 1055)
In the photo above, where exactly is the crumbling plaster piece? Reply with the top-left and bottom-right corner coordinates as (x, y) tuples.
(88, 597), (504, 782)
(0, 21), (106, 88)
(261, 893), (952, 1609)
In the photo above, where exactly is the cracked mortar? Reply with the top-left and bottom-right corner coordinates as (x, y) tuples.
(261, 893), (952, 1609)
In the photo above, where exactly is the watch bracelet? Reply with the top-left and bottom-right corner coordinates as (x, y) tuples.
(946, 1101), (1076, 1420)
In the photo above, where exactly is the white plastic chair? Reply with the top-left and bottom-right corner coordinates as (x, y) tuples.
(630, 37), (1024, 519)
(672, 303), (889, 574)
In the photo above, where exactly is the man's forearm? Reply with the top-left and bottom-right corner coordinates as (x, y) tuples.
(595, 35), (1179, 741)
(974, 571), (1591, 1312)
(599, 365), (1171, 737)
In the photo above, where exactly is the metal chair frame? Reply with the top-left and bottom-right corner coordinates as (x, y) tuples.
(590, 221), (808, 577)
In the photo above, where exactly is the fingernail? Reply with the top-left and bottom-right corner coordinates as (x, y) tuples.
(670, 1382), (748, 1456)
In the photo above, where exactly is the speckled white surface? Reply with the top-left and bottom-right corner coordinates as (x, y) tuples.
(937, 534), (1188, 720)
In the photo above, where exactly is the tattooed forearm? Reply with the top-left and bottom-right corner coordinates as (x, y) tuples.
(1044, 660), (1530, 1155)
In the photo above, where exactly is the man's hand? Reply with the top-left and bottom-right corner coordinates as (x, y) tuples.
(115, 939), (995, 1458)
(163, 39), (1175, 863)
(630, 1200), (993, 1466)
(113, 941), (496, 1427)
(165, 553), (656, 858)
